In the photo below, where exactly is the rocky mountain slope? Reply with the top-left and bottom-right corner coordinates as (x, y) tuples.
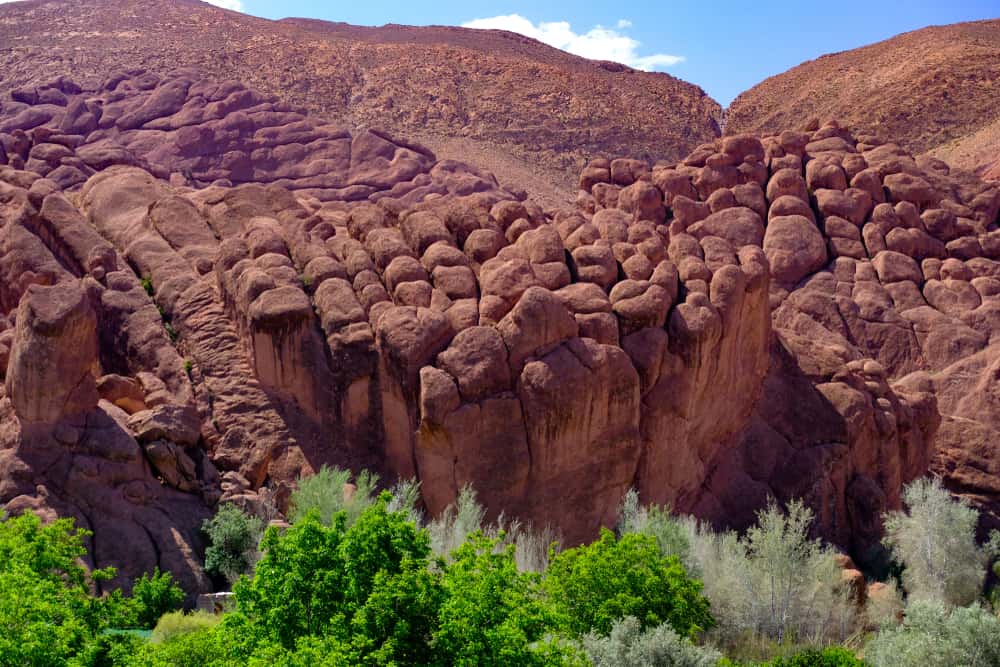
(726, 19), (1000, 180)
(0, 0), (722, 206)
(2, 64), (999, 594)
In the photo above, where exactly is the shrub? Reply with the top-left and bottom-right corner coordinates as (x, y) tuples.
(131, 568), (185, 629)
(544, 528), (713, 638)
(763, 647), (867, 666)
(426, 486), (560, 571)
(427, 485), (488, 558)
(289, 466), (379, 528)
(865, 599), (1000, 667)
(581, 616), (722, 667)
(617, 489), (696, 574)
(863, 580), (904, 630)
(689, 500), (854, 646)
(150, 610), (220, 644)
(202, 504), (264, 585)
(125, 625), (231, 667)
(882, 477), (988, 606)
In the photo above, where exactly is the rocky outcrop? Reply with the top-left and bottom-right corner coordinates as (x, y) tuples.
(581, 123), (1000, 554)
(2, 64), (999, 586)
(0, 69), (513, 205)
(0, 279), (210, 596)
(0, 0), (722, 205)
(726, 19), (1000, 180)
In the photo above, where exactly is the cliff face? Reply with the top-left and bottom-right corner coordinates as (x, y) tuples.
(4, 64), (998, 589)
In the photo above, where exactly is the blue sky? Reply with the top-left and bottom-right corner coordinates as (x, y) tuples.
(213, 0), (999, 106)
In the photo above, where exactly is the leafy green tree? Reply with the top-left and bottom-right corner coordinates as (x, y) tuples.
(226, 492), (438, 664)
(131, 568), (185, 629)
(228, 510), (349, 650)
(202, 503), (263, 585)
(432, 532), (578, 666)
(349, 562), (444, 665)
(883, 477), (989, 607)
(544, 529), (713, 638)
(0, 511), (112, 666)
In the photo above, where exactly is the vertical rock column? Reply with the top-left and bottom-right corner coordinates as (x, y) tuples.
(6, 281), (99, 424)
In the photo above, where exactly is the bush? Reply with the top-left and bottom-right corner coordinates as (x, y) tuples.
(427, 486), (560, 572)
(882, 477), (988, 606)
(581, 616), (722, 667)
(689, 500), (854, 647)
(131, 568), (185, 629)
(150, 610), (220, 644)
(763, 647), (867, 666)
(289, 466), (379, 528)
(427, 485), (488, 558)
(865, 599), (1000, 667)
(617, 489), (696, 574)
(544, 528), (713, 638)
(124, 625), (231, 667)
(202, 504), (264, 585)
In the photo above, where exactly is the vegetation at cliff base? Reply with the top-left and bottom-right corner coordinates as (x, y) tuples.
(2, 472), (1000, 666)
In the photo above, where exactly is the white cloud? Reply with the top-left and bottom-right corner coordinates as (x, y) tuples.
(461, 14), (684, 71)
(205, 0), (244, 11)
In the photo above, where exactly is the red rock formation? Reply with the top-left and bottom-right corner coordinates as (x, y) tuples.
(0, 0), (722, 206)
(726, 20), (1000, 181)
(2, 69), (999, 587)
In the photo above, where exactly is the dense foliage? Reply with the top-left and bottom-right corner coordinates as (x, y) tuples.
(0, 511), (185, 666)
(7, 472), (1000, 666)
(865, 600), (1000, 667)
(202, 504), (263, 585)
(545, 529), (713, 638)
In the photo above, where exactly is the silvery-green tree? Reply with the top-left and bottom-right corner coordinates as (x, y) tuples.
(882, 477), (988, 607)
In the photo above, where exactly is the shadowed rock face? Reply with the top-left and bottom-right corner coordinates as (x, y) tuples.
(1, 66), (999, 588)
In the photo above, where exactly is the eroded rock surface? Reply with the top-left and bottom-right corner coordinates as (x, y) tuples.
(2, 70), (999, 587)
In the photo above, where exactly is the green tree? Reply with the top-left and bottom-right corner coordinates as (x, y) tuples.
(202, 504), (264, 585)
(228, 511), (349, 650)
(0, 511), (112, 666)
(226, 492), (438, 663)
(350, 562), (444, 665)
(544, 529), (713, 638)
(432, 532), (577, 666)
(131, 568), (185, 629)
